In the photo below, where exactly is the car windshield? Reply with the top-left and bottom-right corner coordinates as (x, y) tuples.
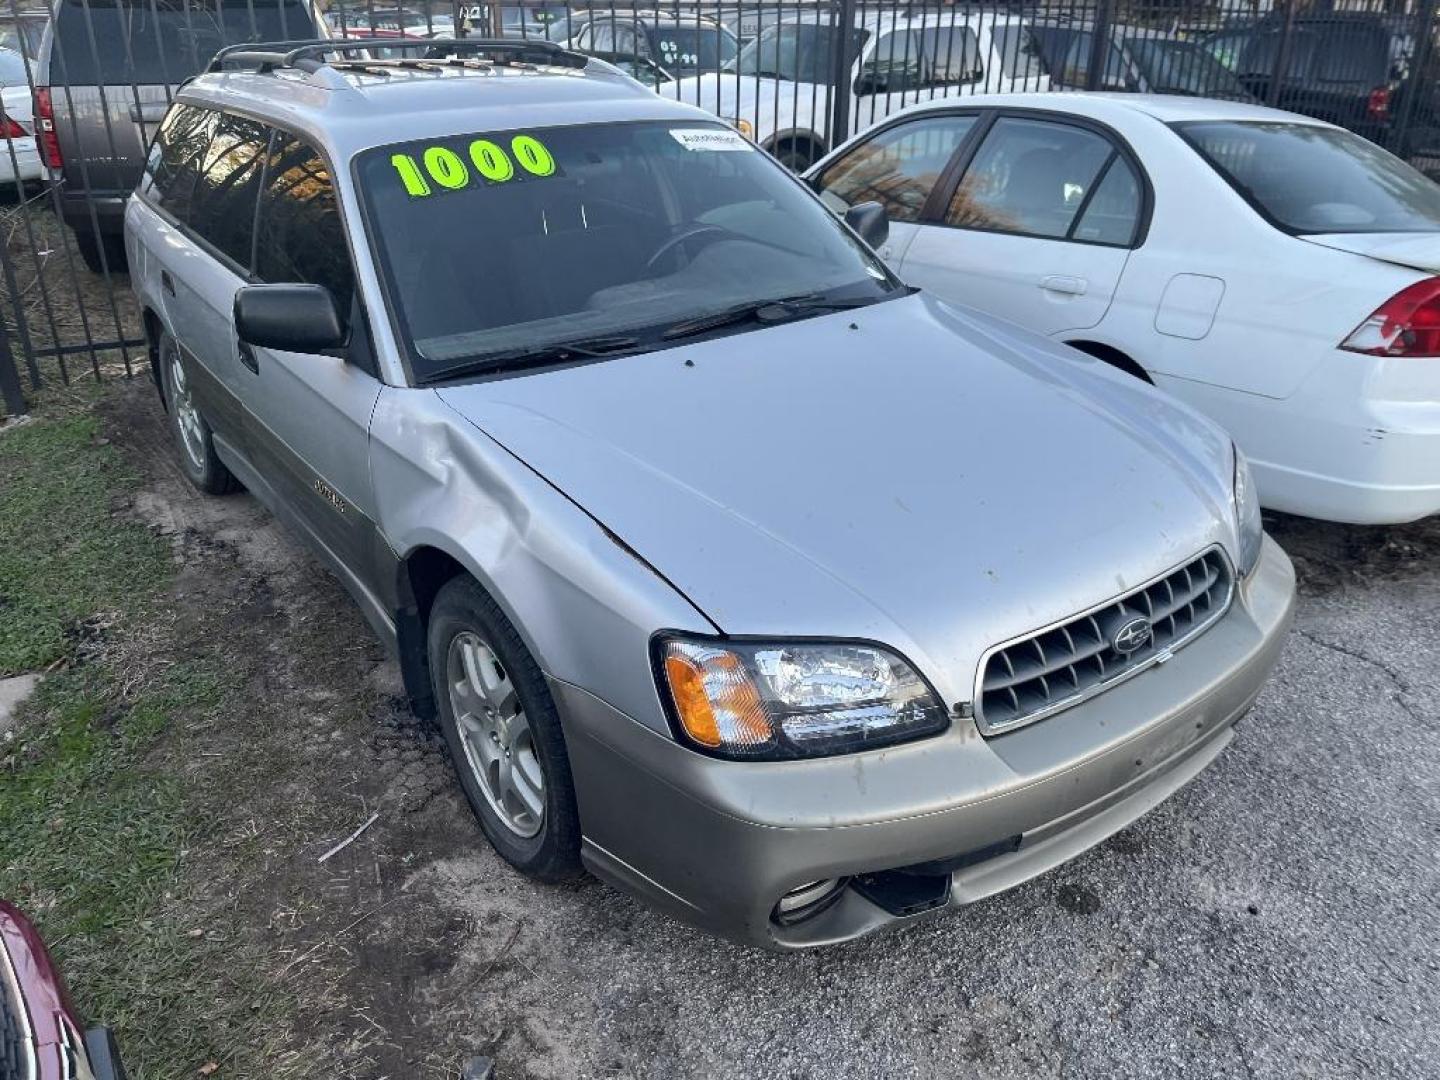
(1122, 38), (1251, 98)
(645, 24), (736, 72)
(726, 22), (869, 82)
(356, 120), (899, 380)
(1177, 120), (1440, 234)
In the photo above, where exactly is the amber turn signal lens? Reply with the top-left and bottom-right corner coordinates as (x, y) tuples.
(663, 643), (773, 752)
(665, 652), (722, 748)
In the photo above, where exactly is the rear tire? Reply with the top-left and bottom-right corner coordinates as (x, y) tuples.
(74, 228), (127, 275)
(428, 575), (582, 883)
(158, 327), (238, 496)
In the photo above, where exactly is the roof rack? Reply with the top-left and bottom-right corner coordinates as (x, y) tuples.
(207, 37), (591, 83)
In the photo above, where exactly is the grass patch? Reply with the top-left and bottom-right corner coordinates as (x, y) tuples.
(0, 403), (291, 1077)
(0, 412), (171, 675)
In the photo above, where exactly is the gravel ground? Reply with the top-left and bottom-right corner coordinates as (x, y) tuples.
(102, 379), (1440, 1079)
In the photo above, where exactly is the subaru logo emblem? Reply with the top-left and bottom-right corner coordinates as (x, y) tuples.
(1112, 616), (1153, 654)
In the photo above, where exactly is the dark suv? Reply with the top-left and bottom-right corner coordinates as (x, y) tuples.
(1205, 12), (1439, 158)
(34, 0), (321, 272)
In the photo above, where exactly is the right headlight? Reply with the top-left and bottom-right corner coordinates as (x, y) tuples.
(656, 636), (949, 760)
(1233, 443), (1263, 577)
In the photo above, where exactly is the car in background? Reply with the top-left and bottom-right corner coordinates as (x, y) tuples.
(566, 10), (737, 79)
(0, 82), (42, 189)
(1023, 23), (1256, 101)
(34, 0), (325, 273)
(1202, 11), (1439, 157)
(1, 900), (126, 1079)
(484, 3), (574, 40)
(719, 4), (820, 45)
(0, 10), (46, 61)
(674, 10), (1048, 171)
(809, 92), (1440, 524)
(341, 25), (428, 59)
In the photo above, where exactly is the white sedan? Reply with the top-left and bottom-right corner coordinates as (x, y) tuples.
(808, 93), (1440, 524)
(0, 81), (42, 187)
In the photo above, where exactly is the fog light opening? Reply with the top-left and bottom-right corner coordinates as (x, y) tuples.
(771, 877), (849, 927)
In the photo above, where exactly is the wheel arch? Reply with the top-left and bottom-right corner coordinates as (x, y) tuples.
(392, 538), (560, 723)
(141, 306), (168, 410)
(762, 127), (828, 168)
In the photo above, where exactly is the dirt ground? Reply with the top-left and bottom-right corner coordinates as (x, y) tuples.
(92, 377), (1440, 1080)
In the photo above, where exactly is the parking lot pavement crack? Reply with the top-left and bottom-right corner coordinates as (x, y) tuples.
(1292, 627), (1427, 725)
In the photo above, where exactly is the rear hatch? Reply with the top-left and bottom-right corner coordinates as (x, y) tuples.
(45, 0), (317, 195)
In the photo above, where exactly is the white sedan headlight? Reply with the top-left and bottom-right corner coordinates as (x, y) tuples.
(1233, 444), (1263, 576)
(657, 637), (948, 759)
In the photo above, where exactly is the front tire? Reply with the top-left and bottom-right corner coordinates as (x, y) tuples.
(159, 328), (237, 495)
(428, 575), (582, 882)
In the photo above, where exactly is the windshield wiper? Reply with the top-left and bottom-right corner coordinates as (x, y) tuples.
(659, 293), (885, 342)
(416, 335), (643, 385)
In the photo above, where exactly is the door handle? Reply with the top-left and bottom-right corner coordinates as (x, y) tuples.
(1040, 275), (1087, 296)
(160, 270), (175, 296)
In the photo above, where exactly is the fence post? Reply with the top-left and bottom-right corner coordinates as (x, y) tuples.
(1392, 0), (1438, 158)
(0, 324), (26, 417)
(829, 0), (859, 149)
(1086, 0), (1115, 92)
(1268, 0), (1297, 108)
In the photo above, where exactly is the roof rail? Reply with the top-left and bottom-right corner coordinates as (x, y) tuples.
(207, 37), (591, 82)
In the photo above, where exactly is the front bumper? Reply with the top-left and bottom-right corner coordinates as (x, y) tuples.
(556, 536), (1295, 949)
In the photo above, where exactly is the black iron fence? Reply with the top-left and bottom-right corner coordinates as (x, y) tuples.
(2, 0), (1438, 415)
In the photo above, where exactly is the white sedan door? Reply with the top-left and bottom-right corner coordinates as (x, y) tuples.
(897, 113), (1144, 335)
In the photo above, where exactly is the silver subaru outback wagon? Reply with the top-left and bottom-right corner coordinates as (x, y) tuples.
(125, 39), (1295, 949)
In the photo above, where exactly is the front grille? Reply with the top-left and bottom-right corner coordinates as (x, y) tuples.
(976, 548), (1234, 735)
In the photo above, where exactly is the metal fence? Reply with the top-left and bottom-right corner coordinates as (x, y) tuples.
(2, 0), (1438, 415)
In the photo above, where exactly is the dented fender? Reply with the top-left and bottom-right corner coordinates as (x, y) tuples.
(368, 386), (714, 734)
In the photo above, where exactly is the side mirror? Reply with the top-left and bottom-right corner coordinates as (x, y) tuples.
(234, 284), (346, 353)
(844, 200), (888, 250)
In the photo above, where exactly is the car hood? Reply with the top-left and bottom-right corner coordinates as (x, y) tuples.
(435, 293), (1237, 697)
(1299, 231), (1440, 273)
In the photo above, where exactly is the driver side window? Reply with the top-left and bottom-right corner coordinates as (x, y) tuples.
(816, 114), (978, 223)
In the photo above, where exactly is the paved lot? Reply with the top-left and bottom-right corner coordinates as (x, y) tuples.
(113, 382), (1439, 1079)
(422, 511), (1440, 1080)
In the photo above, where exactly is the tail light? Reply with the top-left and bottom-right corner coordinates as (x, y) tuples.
(1340, 277), (1440, 357)
(1367, 86), (1391, 122)
(33, 86), (62, 169)
(0, 116), (25, 139)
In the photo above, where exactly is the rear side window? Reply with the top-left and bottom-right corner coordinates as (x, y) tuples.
(816, 114), (978, 223)
(1178, 120), (1440, 234)
(50, 0), (316, 85)
(945, 117), (1121, 241)
(188, 113), (270, 268)
(146, 103), (217, 224)
(254, 133), (355, 319)
(1073, 157), (1141, 245)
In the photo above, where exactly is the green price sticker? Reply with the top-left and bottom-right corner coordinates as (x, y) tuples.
(390, 133), (559, 197)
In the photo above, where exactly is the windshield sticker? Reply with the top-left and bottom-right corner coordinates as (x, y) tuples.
(670, 128), (752, 153)
(388, 134), (560, 197)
